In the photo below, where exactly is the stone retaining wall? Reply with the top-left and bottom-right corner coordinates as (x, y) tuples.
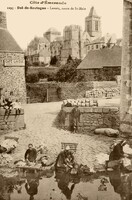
(27, 81), (119, 103)
(0, 108), (25, 133)
(62, 106), (120, 133)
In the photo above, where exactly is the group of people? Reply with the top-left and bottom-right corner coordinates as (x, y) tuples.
(0, 90), (22, 122)
(24, 143), (75, 173)
(25, 139), (130, 172)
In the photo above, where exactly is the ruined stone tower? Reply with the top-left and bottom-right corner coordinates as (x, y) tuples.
(120, 0), (132, 133)
(0, 11), (26, 103)
(85, 6), (101, 39)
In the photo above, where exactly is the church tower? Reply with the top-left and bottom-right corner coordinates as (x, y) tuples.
(85, 6), (101, 39)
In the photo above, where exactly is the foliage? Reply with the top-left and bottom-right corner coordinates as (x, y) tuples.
(55, 58), (81, 82)
(25, 58), (82, 83)
(38, 71), (48, 79)
(50, 56), (58, 65)
(26, 73), (39, 83)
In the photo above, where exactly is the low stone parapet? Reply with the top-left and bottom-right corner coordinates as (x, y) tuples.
(0, 108), (25, 133)
(62, 106), (120, 133)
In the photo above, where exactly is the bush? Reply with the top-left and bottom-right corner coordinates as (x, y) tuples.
(26, 73), (39, 83)
(38, 71), (48, 79)
(55, 58), (81, 82)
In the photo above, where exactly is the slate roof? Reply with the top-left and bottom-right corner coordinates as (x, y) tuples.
(77, 46), (122, 70)
(90, 34), (117, 45)
(28, 36), (50, 50)
(0, 28), (22, 52)
(38, 37), (50, 44)
(88, 7), (99, 18)
(91, 36), (105, 44)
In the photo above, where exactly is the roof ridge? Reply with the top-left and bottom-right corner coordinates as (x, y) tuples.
(0, 28), (23, 52)
(77, 46), (122, 70)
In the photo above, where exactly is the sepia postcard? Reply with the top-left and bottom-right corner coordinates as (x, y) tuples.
(1, 0), (132, 200)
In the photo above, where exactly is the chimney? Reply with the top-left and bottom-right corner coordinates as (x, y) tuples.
(0, 12), (7, 29)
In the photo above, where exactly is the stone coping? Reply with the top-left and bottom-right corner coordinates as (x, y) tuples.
(63, 106), (119, 113)
(0, 108), (24, 116)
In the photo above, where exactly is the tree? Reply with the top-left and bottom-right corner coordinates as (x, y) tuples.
(55, 58), (81, 82)
(67, 55), (73, 63)
(50, 56), (58, 65)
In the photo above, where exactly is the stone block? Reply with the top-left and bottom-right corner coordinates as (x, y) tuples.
(102, 108), (110, 113)
(109, 107), (119, 112)
(0, 108), (24, 116)
(83, 122), (93, 126)
(92, 107), (103, 113)
(0, 108), (6, 115)
(84, 107), (93, 113)
(98, 119), (103, 125)
(83, 114), (93, 120)
(80, 114), (83, 122)
(14, 115), (25, 130)
(5, 115), (16, 122)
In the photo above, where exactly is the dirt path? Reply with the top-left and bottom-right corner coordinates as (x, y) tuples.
(0, 102), (114, 169)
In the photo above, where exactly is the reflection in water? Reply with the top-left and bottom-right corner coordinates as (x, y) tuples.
(55, 170), (77, 200)
(25, 178), (39, 200)
(109, 170), (132, 200)
(0, 175), (25, 200)
(3, 169), (132, 199)
(98, 177), (109, 191)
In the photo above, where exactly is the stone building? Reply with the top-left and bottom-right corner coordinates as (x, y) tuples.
(50, 40), (63, 59)
(44, 27), (61, 42)
(120, 0), (132, 134)
(61, 25), (91, 64)
(87, 33), (117, 51)
(26, 6), (121, 65)
(61, 25), (82, 64)
(0, 11), (26, 103)
(26, 36), (50, 66)
(77, 46), (122, 81)
(85, 6), (101, 39)
(60, 7), (119, 63)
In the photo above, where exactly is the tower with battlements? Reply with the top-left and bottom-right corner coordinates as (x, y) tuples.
(61, 25), (83, 64)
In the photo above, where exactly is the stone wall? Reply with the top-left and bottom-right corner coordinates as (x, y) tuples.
(27, 66), (59, 75)
(0, 108), (25, 133)
(61, 106), (119, 133)
(27, 81), (119, 103)
(77, 67), (120, 81)
(26, 82), (94, 103)
(0, 65), (26, 103)
(0, 12), (7, 29)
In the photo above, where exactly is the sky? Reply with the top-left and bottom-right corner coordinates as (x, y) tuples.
(0, 0), (123, 50)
